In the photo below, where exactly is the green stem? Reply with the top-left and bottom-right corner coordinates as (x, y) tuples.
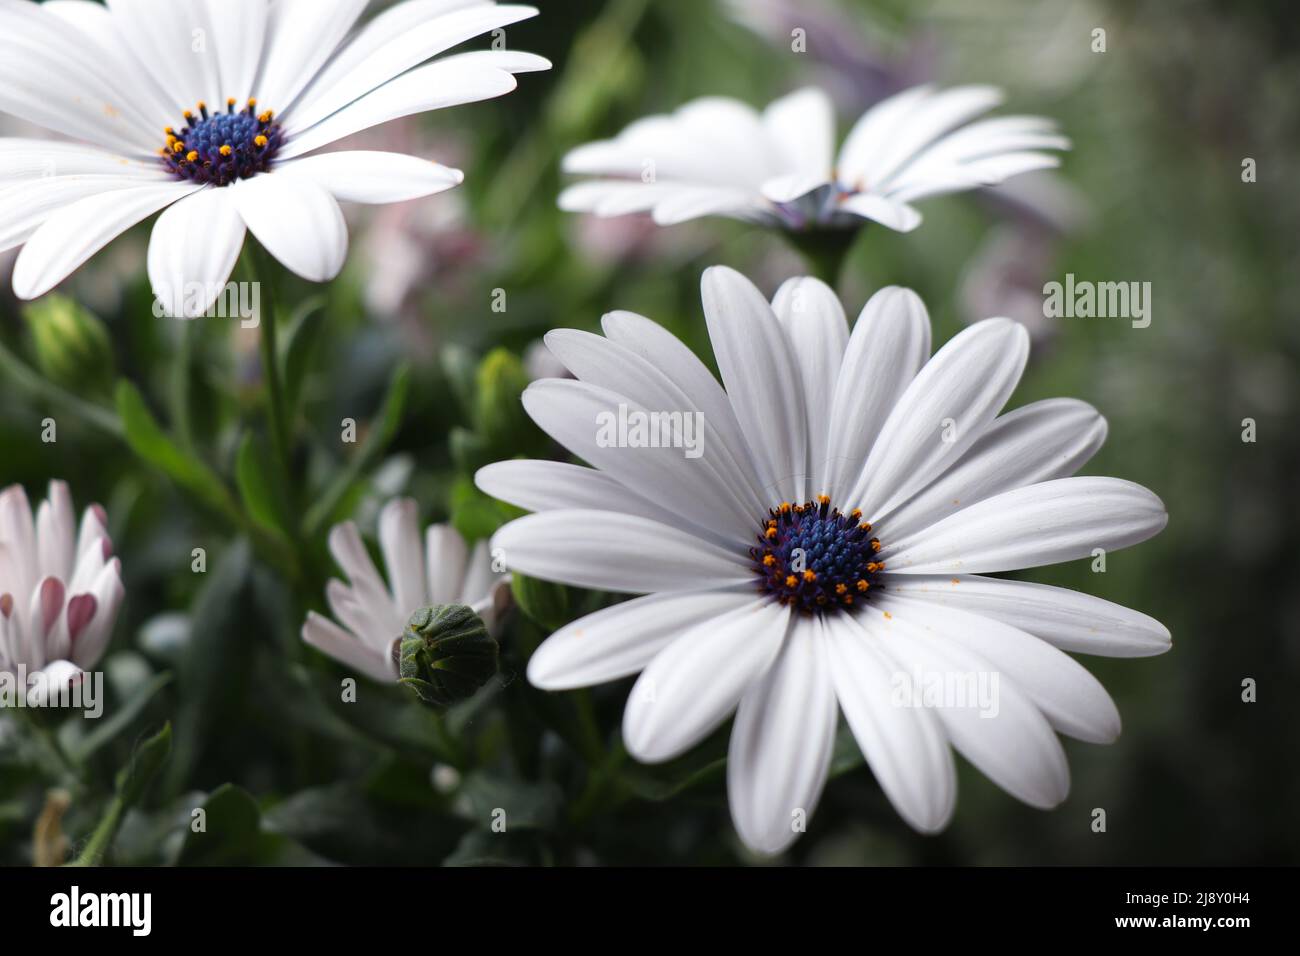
(239, 244), (292, 500)
(69, 794), (125, 867)
(784, 227), (860, 289)
(170, 319), (195, 452)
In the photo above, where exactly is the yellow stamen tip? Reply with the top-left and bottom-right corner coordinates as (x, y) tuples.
(817, 494), (830, 505)
(784, 575), (797, 588)
(802, 570), (816, 582)
(219, 144), (233, 157)
(254, 134), (269, 148)
(186, 150), (199, 162)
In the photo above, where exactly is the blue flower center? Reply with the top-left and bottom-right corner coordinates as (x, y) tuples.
(160, 99), (284, 186)
(749, 496), (884, 614)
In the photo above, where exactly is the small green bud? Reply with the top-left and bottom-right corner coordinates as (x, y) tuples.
(474, 348), (530, 445)
(21, 294), (115, 396)
(398, 604), (498, 708)
(511, 574), (572, 631)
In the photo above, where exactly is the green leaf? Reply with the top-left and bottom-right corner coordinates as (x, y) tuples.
(264, 783), (464, 865)
(116, 722), (172, 806)
(235, 432), (292, 537)
(303, 362), (411, 536)
(163, 541), (253, 796)
(174, 784), (263, 866)
(456, 771), (563, 831)
(450, 474), (516, 542)
(72, 723), (172, 866)
(282, 294), (328, 414)
(115, 380), (241, 522)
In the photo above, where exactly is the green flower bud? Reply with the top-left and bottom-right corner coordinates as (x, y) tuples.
(474, 348), (530, 445)
(511, 574), (572, 631)
(21, 294), (115, 396)
(398, 604), (498, 708)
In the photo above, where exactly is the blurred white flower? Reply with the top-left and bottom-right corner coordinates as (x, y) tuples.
(302, 498), (508, 681)
(559, 85), (1067, 232)
(479, 266), (1169, 855)
(0, 0), (549, 316)
(0, 481), (124, 692)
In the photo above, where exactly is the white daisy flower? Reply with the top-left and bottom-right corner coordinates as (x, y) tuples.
(476, 266), (1170, 856)
(301, 497), (508, 682)
(559, 84), (1068, 232)
(0, 0), (549, 316)
(1, 481), (125, 693)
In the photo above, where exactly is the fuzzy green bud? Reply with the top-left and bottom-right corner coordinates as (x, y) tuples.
(398, 604), (498, 708)
(474, 348), (530, 445)
(21, 294), (114, 396)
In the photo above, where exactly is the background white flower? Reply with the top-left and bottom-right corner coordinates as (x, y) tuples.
(0, 0), (549, 316)
(0, 481), (124, 692)
(302, 497), (508, 681)
(477, 266), (1169, 855)
(559, 84), (1068, 232)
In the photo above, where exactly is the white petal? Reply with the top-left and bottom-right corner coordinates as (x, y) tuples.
(378, 498), (427, 615)
(543, 328), (766, 518)
(287, 4), (540, 131)
(770, 276), (847, 495)
(838, 193), (922, 232)
(0, 176), (160, 255)
(70, 558), (123, 670)
(0, 1), (163, 154)
(600, 310), (765, 495)
(702, 266), (809, 503)
(622, 598), (789, 762)
(880, 595), (1121, 743)
(520, 379), (755, 543)
(727, 618), (838, 855)
(0, 140), (164, 184)
(883, 477), (1168, 574)
(424, 523), (468, 605)
(845, 318), (1029, 519)
(879, 398), (1107, 542)
(277, 60), (521, 160)
(102, 0), (222, 117)
(823, 286), (931, 500)
(35, 481), (75, 582)
(274, 151), (463, 204)
(256, 0), (370, 115)
(327, 521), (404, 636)
(836, 84), (935, 188)
(203, 0), (269, 106)
(230, 174), (347, 282)
(824, 612), (955, 832)
(527, 588), (753, 690)
(475, 460), (708, 537)
(302, 610), (394, 682)
(147, 187), (247, 318)
(762, 86), (835, 183)
(491, 510), (750, 595)
(880, 574), (1172, 658)
(876, 606), (1070, 809)
(13, 182), (200, 300)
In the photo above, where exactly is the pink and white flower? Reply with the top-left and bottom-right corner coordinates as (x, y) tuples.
(0, 481), (124, 692)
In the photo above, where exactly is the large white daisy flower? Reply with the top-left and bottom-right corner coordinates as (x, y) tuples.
(0, 0), (549, 316)
(477, 267), (1170, 855)
(559, 85), (1068, 232)
(1, 481), (125, 693)
(301, 498), (508, 682)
